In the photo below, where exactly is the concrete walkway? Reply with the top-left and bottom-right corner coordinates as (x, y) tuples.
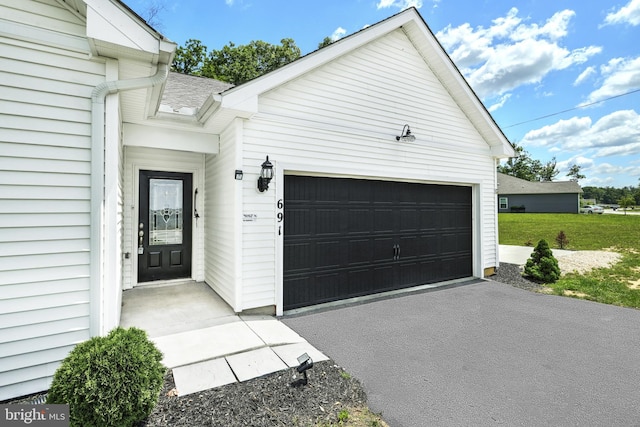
(120, 283), (328, 396)
(151, 316), (328, 396)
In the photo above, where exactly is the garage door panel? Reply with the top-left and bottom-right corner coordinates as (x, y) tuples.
(285, 209), (311, 236)
(315, 240), (341, 268)
(348, 208), (373, 234)
(316, 209), (341, 235)
(348, 239), (374, 264)
(284, 176), (472, 310)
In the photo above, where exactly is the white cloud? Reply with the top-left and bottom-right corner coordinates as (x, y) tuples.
(584, 56), (640, 104)
(522, 110), (640, 157)
(574, 66), (596, 86)
(331, 27), (347, 41)
(603, 0), (640, 26)
(436, 8), (601, 99)
(376, 0), (423, 10)
(487, 94), (511, 112)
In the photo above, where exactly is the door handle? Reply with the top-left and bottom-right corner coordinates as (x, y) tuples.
(397, 244), (400, 259)
(138, 222), (144, 254)
(393, 244), (400, 260)
(194, 188), (200, 219)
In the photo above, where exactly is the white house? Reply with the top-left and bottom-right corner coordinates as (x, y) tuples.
(0, 0), (515, 400)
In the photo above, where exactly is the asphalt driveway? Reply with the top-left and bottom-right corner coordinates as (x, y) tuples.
(282, 281), (640, 426)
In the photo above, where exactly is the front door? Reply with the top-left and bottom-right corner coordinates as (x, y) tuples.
(138, 170), (193, 282)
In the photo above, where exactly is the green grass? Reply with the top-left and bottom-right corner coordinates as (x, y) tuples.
(498, 213), (640, 250)
(499, 213), (640, 309)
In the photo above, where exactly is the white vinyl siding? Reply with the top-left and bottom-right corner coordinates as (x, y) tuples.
(122, 146), (205, 289)
(0, 0), (102, 400)
(239, 29), (498, 308)
(204, 121), (241, 310)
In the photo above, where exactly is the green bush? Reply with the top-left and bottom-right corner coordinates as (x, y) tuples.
(524, 239), (561, 283)
(47, 327), (165, 427)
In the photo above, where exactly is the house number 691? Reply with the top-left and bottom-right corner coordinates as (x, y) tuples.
(277, 199), (284, 235)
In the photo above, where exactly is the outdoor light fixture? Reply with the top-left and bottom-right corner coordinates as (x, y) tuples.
(291, 353), (314, 387)
(395, 124), (416, 142)
(257, 156), (273, 192)
(234, 170), (243, 180)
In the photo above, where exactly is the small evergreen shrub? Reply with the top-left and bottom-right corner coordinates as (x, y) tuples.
(47, 327), (165, 427)
(524, 239), (561, 283)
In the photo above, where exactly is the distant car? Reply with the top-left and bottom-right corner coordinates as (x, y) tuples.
(581, 205), (604, 214)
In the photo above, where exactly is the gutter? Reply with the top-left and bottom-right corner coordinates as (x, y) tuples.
(89, 63), (169, 336)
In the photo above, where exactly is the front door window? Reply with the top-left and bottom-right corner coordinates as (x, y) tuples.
(149, 179), (183, 246)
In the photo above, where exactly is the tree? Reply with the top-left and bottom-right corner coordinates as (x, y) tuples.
(172, 39), (208, 75)
(318, 36), (333, 49)
(567, 164), (586, 182)
(539, 157), (559, 181)
(619, 195), (635, 214)
(201, 38), (301, 84)
(497, 143), (559, 182)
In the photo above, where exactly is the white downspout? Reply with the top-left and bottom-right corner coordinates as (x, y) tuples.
(89, 63), (169, 336)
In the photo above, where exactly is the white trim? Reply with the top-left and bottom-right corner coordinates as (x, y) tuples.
(233, 119), (244, 312)
(102, 59), (120, 334)
(130, 162), (202, 288)
(274, 164), (285, 316)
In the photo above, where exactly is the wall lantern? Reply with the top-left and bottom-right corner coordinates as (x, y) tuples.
(235, 170), (243, 180)
(257, 156), (274, 192)
(395, 124), (416, 142)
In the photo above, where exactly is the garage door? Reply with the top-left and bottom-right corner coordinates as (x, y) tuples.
(283, 176), (472, 310)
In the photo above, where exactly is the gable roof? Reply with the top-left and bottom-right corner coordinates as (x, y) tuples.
(196, 7), (514, 158)
(497, 173), (583, 195)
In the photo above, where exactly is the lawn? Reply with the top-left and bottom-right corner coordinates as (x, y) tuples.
(499, 213), (640, 309)
(498, 213), (640, 250)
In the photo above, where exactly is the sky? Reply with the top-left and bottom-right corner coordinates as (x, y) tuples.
(126, 0), (640, 188)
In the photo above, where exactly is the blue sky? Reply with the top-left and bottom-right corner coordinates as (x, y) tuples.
(126, 0), (640, 188)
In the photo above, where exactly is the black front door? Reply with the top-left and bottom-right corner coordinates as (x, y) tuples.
(138, 170), (193, 282)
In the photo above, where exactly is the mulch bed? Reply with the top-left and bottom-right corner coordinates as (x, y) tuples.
(141, 360), (368, 426)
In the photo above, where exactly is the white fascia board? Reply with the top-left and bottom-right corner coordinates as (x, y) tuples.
(85, 0), (159, 55)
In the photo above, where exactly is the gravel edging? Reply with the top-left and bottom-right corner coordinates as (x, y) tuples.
(487, 262), (545, 292)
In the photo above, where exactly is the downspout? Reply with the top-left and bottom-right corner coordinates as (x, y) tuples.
(89, 63), (169, 336)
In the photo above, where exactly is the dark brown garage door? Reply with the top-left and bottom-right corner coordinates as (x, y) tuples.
(283, 176), (472, 310)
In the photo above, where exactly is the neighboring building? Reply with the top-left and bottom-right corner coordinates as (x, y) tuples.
(0, 0), (515, 400)
(497, 173), (583, 213)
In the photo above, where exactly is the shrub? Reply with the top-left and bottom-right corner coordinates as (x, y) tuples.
(555, 230), (569, 249)
(47, 327), (165, 427)
(524, 239), (561, 283)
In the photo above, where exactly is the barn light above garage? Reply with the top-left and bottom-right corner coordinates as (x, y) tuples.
(395, 124), (416, 142)
(257, 156), (274, 192)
